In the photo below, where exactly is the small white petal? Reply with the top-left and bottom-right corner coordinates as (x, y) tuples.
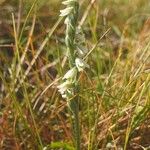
(57, 80), (70, 93)
(58, 88), (65, 95)
(62, 94), (67, 98)
(75, 58), (89, 71)
(63, 67), (77, 80)
(60, 7), (73, 16)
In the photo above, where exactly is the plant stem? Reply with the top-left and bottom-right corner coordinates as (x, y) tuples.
(69, 86), (80, 150)
(63, 0), (81, 149)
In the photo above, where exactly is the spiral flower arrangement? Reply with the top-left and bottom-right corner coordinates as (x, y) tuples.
(57, 0), (89, 149)
(58, 0), (89, 100)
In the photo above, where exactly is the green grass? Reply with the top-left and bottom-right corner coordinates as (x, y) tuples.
(0, 0), (150, 149)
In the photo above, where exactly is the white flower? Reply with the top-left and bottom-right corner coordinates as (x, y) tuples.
(63, 67), (77, 80)
(75, 58), (89, 71)
(60, 7), (73, 16)
(62, 93), (67, 98)
(57, 81), (74, 99)
(57, 80), (71, 95)
(57, 78), (75, 99)
(61, 88), (74, 99)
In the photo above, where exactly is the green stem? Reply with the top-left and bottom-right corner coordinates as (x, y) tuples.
(69, 87), (80, 150)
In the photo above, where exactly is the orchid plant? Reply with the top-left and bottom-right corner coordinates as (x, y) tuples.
(57, 0), (89, 149)
(58, 0), (89, 102)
